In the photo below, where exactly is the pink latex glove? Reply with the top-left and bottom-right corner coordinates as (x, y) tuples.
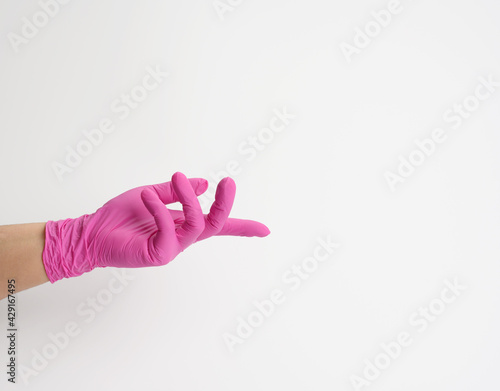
(42, 172), (270, 283)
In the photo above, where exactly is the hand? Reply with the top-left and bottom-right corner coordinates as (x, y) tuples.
(42, 172), (270, 283)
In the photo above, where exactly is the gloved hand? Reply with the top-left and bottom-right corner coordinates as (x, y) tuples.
(42, 172), (270, 283)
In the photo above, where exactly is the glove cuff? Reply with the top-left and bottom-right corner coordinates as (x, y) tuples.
(42, 215), (97, 283)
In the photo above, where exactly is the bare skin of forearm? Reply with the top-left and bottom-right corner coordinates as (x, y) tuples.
(0, 223), (49, 300)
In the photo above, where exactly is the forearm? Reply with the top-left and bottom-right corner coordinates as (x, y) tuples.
(0, 223), (49, 300)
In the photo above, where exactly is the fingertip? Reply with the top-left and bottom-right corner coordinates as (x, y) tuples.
(215, 177), (236, 202)
(172, 172), (191, 199)
(196, 178), (209, 195)
(257, 224), (271, 237)
(221, 177), (236, 191)
(245, 220), (271, 237)
(140, 187), (154, 203)
(141, 188), (161, 217)
(220, 176), (234, 184)
(172, 171), (186, 182)
(217, 219), (271, 238)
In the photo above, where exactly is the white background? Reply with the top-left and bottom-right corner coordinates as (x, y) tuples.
(1, 0), (500, 390)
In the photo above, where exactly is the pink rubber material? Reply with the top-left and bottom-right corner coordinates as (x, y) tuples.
(42, 172), (270, 283)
